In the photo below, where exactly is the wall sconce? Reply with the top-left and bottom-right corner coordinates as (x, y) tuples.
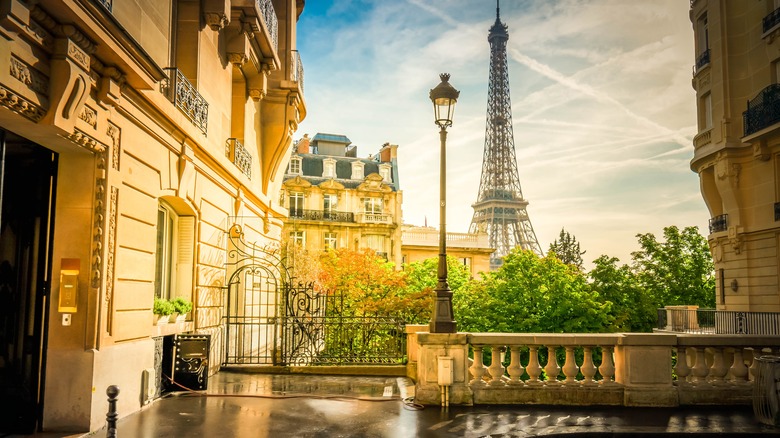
(730, 279), (739, 292)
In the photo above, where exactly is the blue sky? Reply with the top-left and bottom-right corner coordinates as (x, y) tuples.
(295, 0), (707, 267)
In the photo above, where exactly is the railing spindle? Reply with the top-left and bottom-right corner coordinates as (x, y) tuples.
(506, 346), (524, 385)
(487, 346), (506, 386)
(526, 345), (542, 385)
(562, 346), (579, 384)
(581, 346), (597, 386)
(469, 346), (487, 386)
(544, 345), (561, 385)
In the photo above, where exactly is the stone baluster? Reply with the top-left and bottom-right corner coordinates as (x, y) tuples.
(506, 346), (525, 385)
(544, 345), (561, 385)
(748, 347), (763, 382)
(674, 346), (691, 384)
(487, 346), (506, 386)
(580, 346), (597, 386)
(599, 346), (615, 385)
(708, 347), (728, 385)
(469, 346), (487, 386)
(690, 347), (709, 384)
(526, 345), (543, 385)
(562, 346), (579, 384)
(729, 347), (749, 384)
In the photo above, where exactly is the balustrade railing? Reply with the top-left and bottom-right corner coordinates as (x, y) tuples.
(413, 331), (780, 407)
(708, 214), (728, 233)
(356, 212), (391, 224)
(226, 138), (252, 179)
(289, 209), (354, 222)
(291, 50), (304, 93)
(161, 68), (208, 135)
(657, 307), (780, 335)
(743, 84), (780, 136)
(257, 0), (278, 52)
(764, 7), (780, 33)
(694, 48), (710, 73)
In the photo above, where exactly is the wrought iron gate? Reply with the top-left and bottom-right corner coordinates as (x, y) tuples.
(222, 224), (406, 366)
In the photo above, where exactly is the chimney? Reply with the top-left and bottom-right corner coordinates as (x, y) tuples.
(379, 143), (397, 163)
(296, 134), (310, 154)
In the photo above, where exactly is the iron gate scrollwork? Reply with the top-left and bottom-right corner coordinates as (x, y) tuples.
(223, 223), (406, 366)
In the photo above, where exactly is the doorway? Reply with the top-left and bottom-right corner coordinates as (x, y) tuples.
(0, 129), (57, 433)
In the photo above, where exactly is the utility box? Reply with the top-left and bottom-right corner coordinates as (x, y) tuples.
(164, 334), (211, 392)
(437, 356), (454, 386)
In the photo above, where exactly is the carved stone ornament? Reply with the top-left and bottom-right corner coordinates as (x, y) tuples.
(228, 52), (248, 67)
(107, 122), (121, 170)
(205, 13), (228, 31)
(0, 85), (46, 122)
(79, 105), (98, 129)
(709, 241), (723, 262)
(68, 128), (107, 153)
(10, 55), (49, 95)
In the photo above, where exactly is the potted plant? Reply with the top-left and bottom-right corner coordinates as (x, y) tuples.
(153, 298), (174, 325)
(171, 297), (193, 322)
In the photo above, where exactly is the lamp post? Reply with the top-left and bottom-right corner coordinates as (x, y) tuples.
(429, 73), (459, 334)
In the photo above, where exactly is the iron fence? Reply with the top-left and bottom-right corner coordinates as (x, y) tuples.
(657, 308), (780, 335)
(743, 83), (780, 136)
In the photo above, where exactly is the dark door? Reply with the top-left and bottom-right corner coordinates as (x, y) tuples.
(0, 129), (57, 434)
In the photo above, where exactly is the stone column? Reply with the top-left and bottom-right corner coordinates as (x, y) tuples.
(415, 333), (473, 406)
(405, 324), (429, 381)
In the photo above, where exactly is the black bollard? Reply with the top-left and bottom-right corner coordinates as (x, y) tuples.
(106, 385), (119, 438)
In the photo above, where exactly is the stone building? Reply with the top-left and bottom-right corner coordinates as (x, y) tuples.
(0, 0), (305, 433)
(281, 133), (403, 267)
(400, 225), (494, 277)
(690, 0), (780, 312)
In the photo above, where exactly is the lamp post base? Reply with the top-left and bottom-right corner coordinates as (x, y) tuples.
(430, 290), (457, 333)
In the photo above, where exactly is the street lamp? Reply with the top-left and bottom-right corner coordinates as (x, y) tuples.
(429, 73), (459, 334)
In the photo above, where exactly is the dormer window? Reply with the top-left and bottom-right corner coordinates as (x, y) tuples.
(323, 158), (336, 178)
(289, 156), (302, 175)
(379, 164), (391, 183)
(351, 161), (365, 180)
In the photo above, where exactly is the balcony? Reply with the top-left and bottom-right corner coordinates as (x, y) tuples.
(743, 84), (780, 137)
(94, 0), (112, 12)
(402, 229), (490, 249)
(289, 209), (354, 222)
(657, 307), (780, 335)
(226, 138), (252, 179)
(291, 49), (304, 94)
(355, 212), (392, 224)
(776, 202), (780, 221)
(231, 0), (278, 60)
(764, 7), (780, 34)
(708, 214), (728, 234)
(161, 68), (208, 135)
(694, 48), (710, 74)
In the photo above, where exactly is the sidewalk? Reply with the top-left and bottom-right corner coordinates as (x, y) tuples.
(23, 372), (780, 437)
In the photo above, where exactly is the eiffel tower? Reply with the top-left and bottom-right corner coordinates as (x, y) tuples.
(469, 1), (543, 269)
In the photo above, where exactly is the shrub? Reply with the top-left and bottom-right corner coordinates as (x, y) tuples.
(153, 298), (175, 316)
(171, 297), (193, 315)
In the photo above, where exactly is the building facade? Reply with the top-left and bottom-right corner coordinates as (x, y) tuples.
(281, 134), (403, 266)
(401, 225), (494, 277)
(690, 0), (780, 312)
(0, 0), (305, 433)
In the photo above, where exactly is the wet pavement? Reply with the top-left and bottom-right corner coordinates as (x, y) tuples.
(14, 372), (780, 437)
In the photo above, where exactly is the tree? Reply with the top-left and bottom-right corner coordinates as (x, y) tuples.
(589, 255), (656, 332)
(548, 228), (586, 270)
(404, 256), (474, 325)
(630, 225), (715, 308)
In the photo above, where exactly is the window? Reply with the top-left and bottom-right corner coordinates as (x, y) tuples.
(323, 158), (336, 178)
(324, 232), (337, 250)
(363, 197), (383, 214)
(154, 200), (194, 301)
(289, 157), (302, 175)
(323, 194), (337, 219)
(290, 231), (305, 246)
(460, 257), (472, 269)
(702, 92), (712, 130)
(697, 13), (708, 53)
(289, 192), (304, 217)
(351, 161), (365, 180)
(364, 234), (386, 254)
(379, 164), (391, 183)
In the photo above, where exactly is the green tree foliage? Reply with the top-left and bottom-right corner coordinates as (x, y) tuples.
(630, 225), (715, 308)
(589, 255), (656, 332)
(548, 228), (586, 270)
(455, 249), (613, 333)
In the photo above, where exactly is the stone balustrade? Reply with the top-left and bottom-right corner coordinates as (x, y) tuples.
(411, 330), (780, 407)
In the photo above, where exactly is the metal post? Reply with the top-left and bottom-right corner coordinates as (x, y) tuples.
(430, 126), (456, 333)
(106, 385), (119, 438)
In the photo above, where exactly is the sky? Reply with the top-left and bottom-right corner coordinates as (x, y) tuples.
(295, 0), (708, 268)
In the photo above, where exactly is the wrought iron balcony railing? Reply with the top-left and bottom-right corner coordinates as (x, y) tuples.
(708, 214), (728, 234)
(226, 138), (252, 179)
(743, 83), (780, 136)
(657, 307), (780, 335)
(289, 209), (355, 222)
(775, 202), (780, 221)
(161, 68), (208, 135)
(291, 50), (304, 93)
(764, 7), (780, 33)
(257, 0), (279, 53)
(94, 0), (112, 12)
(694, 48), (710, 73)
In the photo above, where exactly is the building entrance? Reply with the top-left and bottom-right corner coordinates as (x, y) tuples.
(0, 129), (57, 434)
